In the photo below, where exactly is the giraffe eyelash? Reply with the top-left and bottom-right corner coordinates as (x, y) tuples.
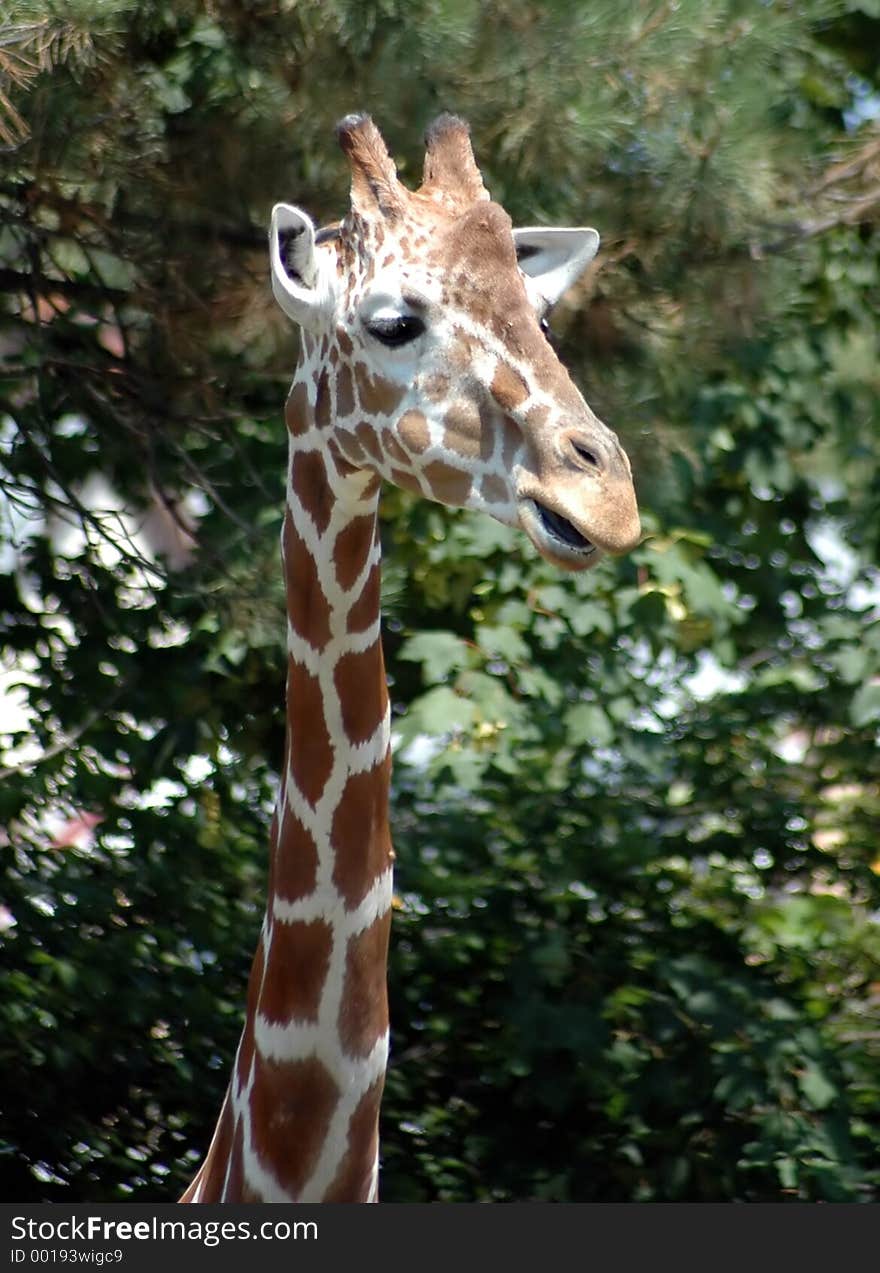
(540, 312), (559, 348)
(365, 314), (426, 347)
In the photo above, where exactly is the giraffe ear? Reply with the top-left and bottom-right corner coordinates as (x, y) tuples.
(513, 227), (600, 308)
(269, 203), (325, 328)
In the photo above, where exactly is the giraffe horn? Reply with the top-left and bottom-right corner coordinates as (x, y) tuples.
(420, 112), (489, 206)
(336, 113), (407, 220)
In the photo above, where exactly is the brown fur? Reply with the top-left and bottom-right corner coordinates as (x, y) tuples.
(331, 759), (394, 910)
(287, 660), (334, 807)
(259, 920), (334, 1024)
(273, 808), (320, 902)
(250, 1053), (340, 1197)
(420, 113), (489, 209)
(283, 514), (333, 650)
(322, 1081), (384, 1202)
(334, 644), (388, 745)
(336, 114), (406, 221)
(337, 916), (391, 1057)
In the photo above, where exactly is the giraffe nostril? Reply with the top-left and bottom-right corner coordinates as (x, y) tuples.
(571, 439), (601, 470)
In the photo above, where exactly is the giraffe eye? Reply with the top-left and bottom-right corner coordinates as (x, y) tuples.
(540, 313), (558, 347)
(366, 314), (426, 347)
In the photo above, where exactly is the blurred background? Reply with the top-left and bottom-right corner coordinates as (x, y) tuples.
(1, 0), (878, 1202)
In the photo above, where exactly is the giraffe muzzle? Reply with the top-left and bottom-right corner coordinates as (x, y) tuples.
(533, 501), (598, 555)
(519, 497), (599, 569)
(560, 426), (631, 483)
(516, 420), (641, 569)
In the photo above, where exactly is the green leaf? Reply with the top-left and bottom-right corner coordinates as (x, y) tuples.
(563, 702), (614, 746)
(475, 624), (529, 663)
(398, 631), (472, 682)
(799, 1064), (837, 1111)
(516, 666), (563, 706)
(850, 682), (880, 727)
(777, 1156), (798, 1190)
(399, 687), (477, 738)
(569, 600), (614, 637)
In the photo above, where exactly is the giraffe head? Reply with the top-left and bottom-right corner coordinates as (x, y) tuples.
(270, 113), (639, 570)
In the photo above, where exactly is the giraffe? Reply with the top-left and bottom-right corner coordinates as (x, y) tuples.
(181, 113), (639, 1204)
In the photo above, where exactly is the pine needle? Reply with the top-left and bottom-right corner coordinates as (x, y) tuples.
(0, 15), (101, 145)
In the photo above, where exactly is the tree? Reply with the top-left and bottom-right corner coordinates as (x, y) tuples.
(1, 0), (878, 1201)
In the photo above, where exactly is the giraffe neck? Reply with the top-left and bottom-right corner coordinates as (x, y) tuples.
(183, 353), (394, 1202)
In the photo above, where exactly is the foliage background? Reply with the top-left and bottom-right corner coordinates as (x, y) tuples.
(1, 0), (878, 1201)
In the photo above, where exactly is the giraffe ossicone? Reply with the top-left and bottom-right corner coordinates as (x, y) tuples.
(181, 113), (639, 1204)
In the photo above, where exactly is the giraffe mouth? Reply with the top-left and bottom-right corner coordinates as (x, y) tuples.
(523, 498), (598, 565)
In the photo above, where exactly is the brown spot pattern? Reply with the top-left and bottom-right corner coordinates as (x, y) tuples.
(250, 1053), (340, 1199)
(285, 380), (311, 437)
(356, 369), (406, 417)
(333, 514), (377, 592)
(347, 564), (380, 634)
(380, 427), (411, 468)
(291, 450), (332, 535)
(334, 646), (387, 745)
(336, 362), (355, 417)
(336, 326), (354, 357)
(390, 466), (423, 495)
(422, 371), (451, 400)
(337, 915), (391, 1057)
(282, 515), (332, 650)
(481, 474), (509, 505)
(441, 401), (481, 458)
(491, 362), (530, 411)
(259, 919), (333, 1024)
(423, 459), (472, 506)
(322, 1080), (385, 1202)
(274, 807), (319, 902)
(398, 409), (430, 454)
(332, 430), (367, 467)
(355, 422), (383, 464)
(315, 370), (332, 430)
(287, 659), (334, 807)
(331, 759), (393, 909)
(501, 415), (522, 468)
(361, 473), (382, 501)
